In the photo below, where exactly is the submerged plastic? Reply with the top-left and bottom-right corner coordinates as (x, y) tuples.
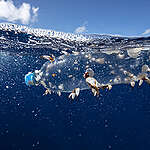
(25, 72), (35, 86)
(25, 48), (150, 96)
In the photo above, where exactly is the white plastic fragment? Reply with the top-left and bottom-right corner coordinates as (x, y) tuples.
(35, 75), (41, 82)
(35, 70), (41, 74)
(91, 88), (97, 96)
(40, 55), (50, 60)
(57, 91), (61, 96)
(43, 89), (51, 95)
(40, 81), (47, 88)
(86, 77), (100, 87)
(40, 55), (55, 62)
(68, 93), (76, 99)
(62, 51), (69, 55)
(75, 88), (80, 96)
(139, 79), (143, 86)
(130, 81), (135, 87)
(58, 84), (64, 90)
(57, 69), (61, 73)
(145, 76), (150, 84)
(68, 88), (80, 99)
(107, 84), (112, 90)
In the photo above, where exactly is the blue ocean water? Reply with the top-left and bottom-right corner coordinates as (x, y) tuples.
(0, 23), (150, 150)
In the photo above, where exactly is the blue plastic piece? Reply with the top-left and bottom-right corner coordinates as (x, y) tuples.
(25, 72), (34, 86)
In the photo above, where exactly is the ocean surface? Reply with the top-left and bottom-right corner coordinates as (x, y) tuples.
(0, 23), (150, 150)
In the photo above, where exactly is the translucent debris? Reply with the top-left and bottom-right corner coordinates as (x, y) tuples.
(25, 49), (150, 98)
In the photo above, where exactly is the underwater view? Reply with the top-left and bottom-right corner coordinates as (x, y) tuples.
(0, 23), (150, 150)
(0, 0), (150, 149)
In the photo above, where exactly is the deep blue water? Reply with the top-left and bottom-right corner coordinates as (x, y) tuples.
(0, 23), (150, 150)
(1, 83), (150, 150)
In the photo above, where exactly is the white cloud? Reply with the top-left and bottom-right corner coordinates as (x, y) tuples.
(32, 7), (39, 16)
(142, 29), (150, 35)
(75, 25), (86, 34)
(0, 0), (39, 24)
(31, 6), (39, 23)
(75, 22), (88, 34)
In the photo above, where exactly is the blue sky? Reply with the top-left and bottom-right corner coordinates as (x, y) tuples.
(0, 0), (150, 36)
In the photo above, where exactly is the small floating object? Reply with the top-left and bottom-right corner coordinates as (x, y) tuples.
(68, 88), (80, 99)
(142, 65), (150, 73)
(52, 73), (56, 77)
(138, 73), (150, 85)
(84, 68), (100, 96)
(40, 55), (55, 63)
(91, 88), (98, 96)
(43, 89), (51, 95)
(107, 84), (112, 90)
(144, 76), (150, 84)
(75, 88), (80, 96)
(57, 91), (61, 96)
(130, 81), (135, 87)
(138, 79), (143, 86)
